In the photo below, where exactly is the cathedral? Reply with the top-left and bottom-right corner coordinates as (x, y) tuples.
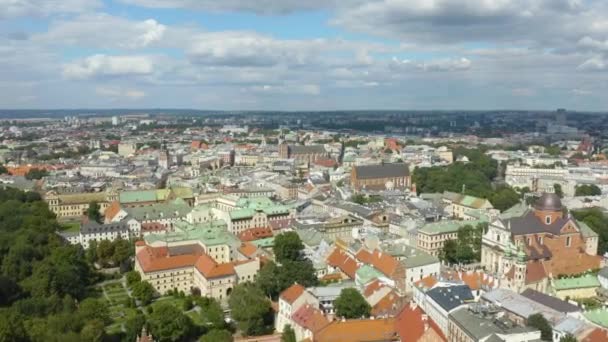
(481, 193), (601, 293)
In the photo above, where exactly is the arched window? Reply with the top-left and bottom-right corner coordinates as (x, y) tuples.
(545, 216), (551, 224)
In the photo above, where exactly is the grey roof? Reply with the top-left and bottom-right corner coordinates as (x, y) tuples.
(290, 145), (326, 155)
(504, 211), (575, 236)
(81, 221), (128, 235)
(450, 307), (537, 341)
(482, 289), (565, 324)
(534, 193), (563, 211)
(599, 266), (608, 280)
(353, 163), (410, 180)
(553, 316), (590, 335)
(427, 285), (474, 312)
(520, 289), (580, 313)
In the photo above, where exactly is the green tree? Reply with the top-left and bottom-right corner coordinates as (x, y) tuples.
(559, 334), (577, 342)
(96, 239), (115, 266)
(25, 168), (49, 180)
(553, 184), (564, 198)
(80, 319), (106, 342)
(111, 237), (132, 266)
(132, 281), (155, 305)
(256, 260), (318, 300)
(194, 297), (226, 330)
(148, 303), (194, 342)
(124, 313), (146, 342)
(545, 145), (561, 156)
(126, 270), (142, 287)
(572, 208), (608, 254)
(527, 313), (552, 341)
(575, 184), (602, 196)
(78, 298), (111, 324)
(87, 201), (102, 223)
(0, 309), (28, 342)
(228, 283), (274, 336)
(0, 165), (7, 174)
(199, 329), (233, 342)
(273, 232), (304, 263)
(281, 325), (296, 342)
(489, 186), (520, 211)
(334, 288), (371, 319)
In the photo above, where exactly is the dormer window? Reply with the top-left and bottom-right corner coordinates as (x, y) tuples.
(545, 216), (551, 224)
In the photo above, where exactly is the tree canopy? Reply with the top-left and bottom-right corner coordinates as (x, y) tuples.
(256, 260), (318, 300)
(575, 184), (602, 196)
(527, 313), (552, 341)
(228, 283), (274, 336)
(148, 303), (195, 342)
(273, 232), (304, 263)
(87, 201), (102, 223)
(572, 208), (608, 254)
(440, 223), (485, 264)
(334, 288), (371, 319)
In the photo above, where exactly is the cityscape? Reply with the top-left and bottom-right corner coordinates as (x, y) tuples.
(3, 1), (608, 342)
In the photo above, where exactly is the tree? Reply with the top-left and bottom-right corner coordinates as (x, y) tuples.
(96, 240), (115, 266)
(228, 283), (274, 336)
(148, 303), (194, 342)
(0, 276), (22, 306)
(256, 260), (318, 300)
(281, 325), (296, 342)
(489, 186), (520, 211)
(199, 329), (233, 342)
(575, 184), (602, 196)
(132, 281), (155, 305)
(111, 237), (132, 266)
(572, 208), (608, 254)
(0, 309), (28, 342)
(559, 334), (577, 342)
(80, 319), (105, 342)
(87, 201), (102, 223)
(25, 168), (49, 180)
(78, 298), (111, 324)
(553, 184), (564, 198)
(124, 313), (147, 342)
(273, 232), (304, 263)
(126, 271), (142, 287)
(195, 297), (226, 330)
(334, 288), (371, 319)
(439, 223), (484, 264)
(0, 165), (7, 174)
(527, 313), (552, 341)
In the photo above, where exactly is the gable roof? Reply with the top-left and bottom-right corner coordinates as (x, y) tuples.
(353, 163), (409, 180)
(355, 248), (399, 278)
(326, 248), (358, 279)
(521, 289), (580, 313)
(395, 304), (446, 342)
(280, 284), (305, 304)
(314, 318), (398, 342)
(291, 304), (330, 333)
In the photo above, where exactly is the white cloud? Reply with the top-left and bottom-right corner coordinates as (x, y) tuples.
(96, 86), (146, 100)
(577, 56), (607, 71)
(0, 0), (101, 18)
(37, 14), (167, 49)
(389, 57), (472, 72)
(245, 84), (321, 95)
(119, 0), (337, 14)
(572, 88), (592, 95)
(62, 54), (155, 79)
(578, 36), (608, 52)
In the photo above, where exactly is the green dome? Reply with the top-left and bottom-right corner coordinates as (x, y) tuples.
(516, 248), (526, 262)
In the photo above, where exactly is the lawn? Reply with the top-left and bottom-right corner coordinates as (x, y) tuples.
(101, 281), (140, 334)
(60, 221), (80, 233)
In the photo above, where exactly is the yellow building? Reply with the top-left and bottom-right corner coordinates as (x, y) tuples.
(45, 190), (117, 219)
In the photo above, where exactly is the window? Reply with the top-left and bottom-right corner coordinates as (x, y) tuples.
(545, 216), (551, 224)
(566, 236), (572, 247)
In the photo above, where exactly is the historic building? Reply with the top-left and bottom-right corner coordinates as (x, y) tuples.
(134, 221), (260, 301)
(481, 193), (601, 293)
(278, 142), (329, 163)
(351, 163), (411, 191)
(45, 189), (117, 219)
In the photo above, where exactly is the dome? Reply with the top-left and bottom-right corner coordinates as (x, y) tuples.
(534, 193), (563, 211)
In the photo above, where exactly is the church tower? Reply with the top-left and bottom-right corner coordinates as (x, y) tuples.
(513, 248), (527, 292)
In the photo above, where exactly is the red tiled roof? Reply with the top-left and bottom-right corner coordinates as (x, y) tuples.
(291, 304), (330, 333)
(326, 248), (358, 279)
(355, 249), (399, 278)
(280, 284), (305, 304)
(137, 244), (235, 278)
(394, 304), (447, 342)
(104, 201), (122, 221)
(238, 242), (258, 258)
(415, 275), (438, 290)
(314, 318), (398, 342)
(582, 328), (608, 342)
(238, 227), (273, 242)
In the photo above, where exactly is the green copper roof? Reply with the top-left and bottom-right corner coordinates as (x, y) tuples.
(120, 190), (159, 203)
(144, 220), (235, 247)
(553, 274), (600, 290)
(229, 196), (292, 220)
(584, 309), (608, 328)
(125, 199), (191, 221)
(419, 218), (487, 235)
(251, 237), (274, 248)
(356, 265), (384, 285)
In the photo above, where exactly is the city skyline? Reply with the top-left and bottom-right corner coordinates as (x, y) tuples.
(2, 0), (608, 111)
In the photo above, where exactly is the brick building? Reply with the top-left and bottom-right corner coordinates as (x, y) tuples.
(351, 163), (411, 191)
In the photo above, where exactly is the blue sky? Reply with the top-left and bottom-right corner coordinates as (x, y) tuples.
(1, 0), (608, 110)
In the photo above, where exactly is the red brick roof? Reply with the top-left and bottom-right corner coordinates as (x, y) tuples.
(582, 328), (608, 342)
(326, 248), (358, 279)
(104, 201), (122, 221)
(291, 304), (330, 333)
(355, 249), (399, 278)
(238, 227), (273, 242)
(280, 284), (305, 304)
(315, 318), (398, 342)
(136, 244), (235, 279)
(394, 304), (446, 342)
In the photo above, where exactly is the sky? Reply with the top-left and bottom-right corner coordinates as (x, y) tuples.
(1, 0), (608, 111)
